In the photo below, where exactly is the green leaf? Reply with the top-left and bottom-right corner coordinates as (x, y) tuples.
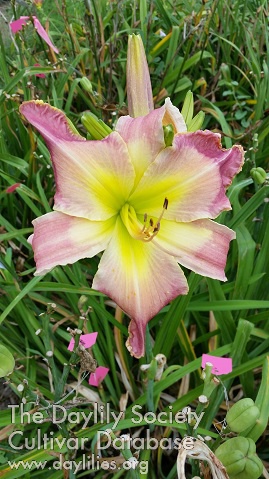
(0, 344), (15, 377)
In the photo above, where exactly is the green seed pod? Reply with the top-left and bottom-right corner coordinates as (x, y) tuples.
(250, 167), (267, 185)
(215, 437), (263, 479)
(226, 398), (260, 432)
(0, 345), (15, 377)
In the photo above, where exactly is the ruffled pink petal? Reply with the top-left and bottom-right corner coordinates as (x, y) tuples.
(20, 102), (135, 221)
(115, 99), (186, 184)
(130, 130), (244, 222)
(30, 211), (116, 275)
(10, 17), (29, 34)
(68, 333), (98, 351)
(92, 218), (189, 358)
(154, 218), (235, 281)
(20, 101), (85, 142)
(33, 17), (59, 53)
(179, 130), (245, 188)
(89, 367), (109, 387)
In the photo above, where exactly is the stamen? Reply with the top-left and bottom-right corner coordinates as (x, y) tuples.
(141, 197), (168, 242)
(120, 198), (168, 243)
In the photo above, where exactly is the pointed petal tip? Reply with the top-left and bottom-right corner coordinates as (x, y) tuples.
(125, 319), (147, 358)
(163, 98), (187, 134)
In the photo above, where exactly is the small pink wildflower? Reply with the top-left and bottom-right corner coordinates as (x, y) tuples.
(6, 183), (21, 194)
(67, 332), (98, 351)
(10, 16), (59, 54)
(67, 333), (109, 387)
(89, 367), (109, 387)
(202, 354), (233, 375)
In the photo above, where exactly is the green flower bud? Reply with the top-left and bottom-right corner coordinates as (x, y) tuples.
(0, 345), (15, 377)
(250, 167), (267, 185)
(226, 398), (260, 433)
(80, 77), (93, 94)
(215, 437), (263, 479)
(81, 112), (112, 140)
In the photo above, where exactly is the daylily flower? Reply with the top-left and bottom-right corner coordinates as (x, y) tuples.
(20, 36), (244, 358)
(10, 16), (59, 54)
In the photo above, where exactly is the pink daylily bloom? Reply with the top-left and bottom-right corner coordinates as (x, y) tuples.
(89, 366), (109, 387)
(20, 35), (244, 358)
(20, 99), (244, 358)
(10, 16), (59, 54)
(68, 332), (98, 351)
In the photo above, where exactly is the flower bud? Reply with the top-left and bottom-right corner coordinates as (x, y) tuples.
(81, 112), (112, 140)
(127, 34), (154, 117)
(226, 398), (260, 433)
(80, 77), (93, 94)
(250, 167), (267, 185)
(215, 437), (263, 479)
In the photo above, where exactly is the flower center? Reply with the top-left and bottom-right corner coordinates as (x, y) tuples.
(120, 198), (168, 242)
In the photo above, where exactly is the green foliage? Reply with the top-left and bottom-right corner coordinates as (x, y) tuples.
(0, 0), (268, 478)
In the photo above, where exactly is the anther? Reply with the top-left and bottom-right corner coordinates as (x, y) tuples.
(153, 222), (160, 233)
(163, 197), (168, 209)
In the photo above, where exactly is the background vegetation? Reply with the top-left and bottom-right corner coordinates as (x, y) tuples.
(0, 0), (268, 477)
